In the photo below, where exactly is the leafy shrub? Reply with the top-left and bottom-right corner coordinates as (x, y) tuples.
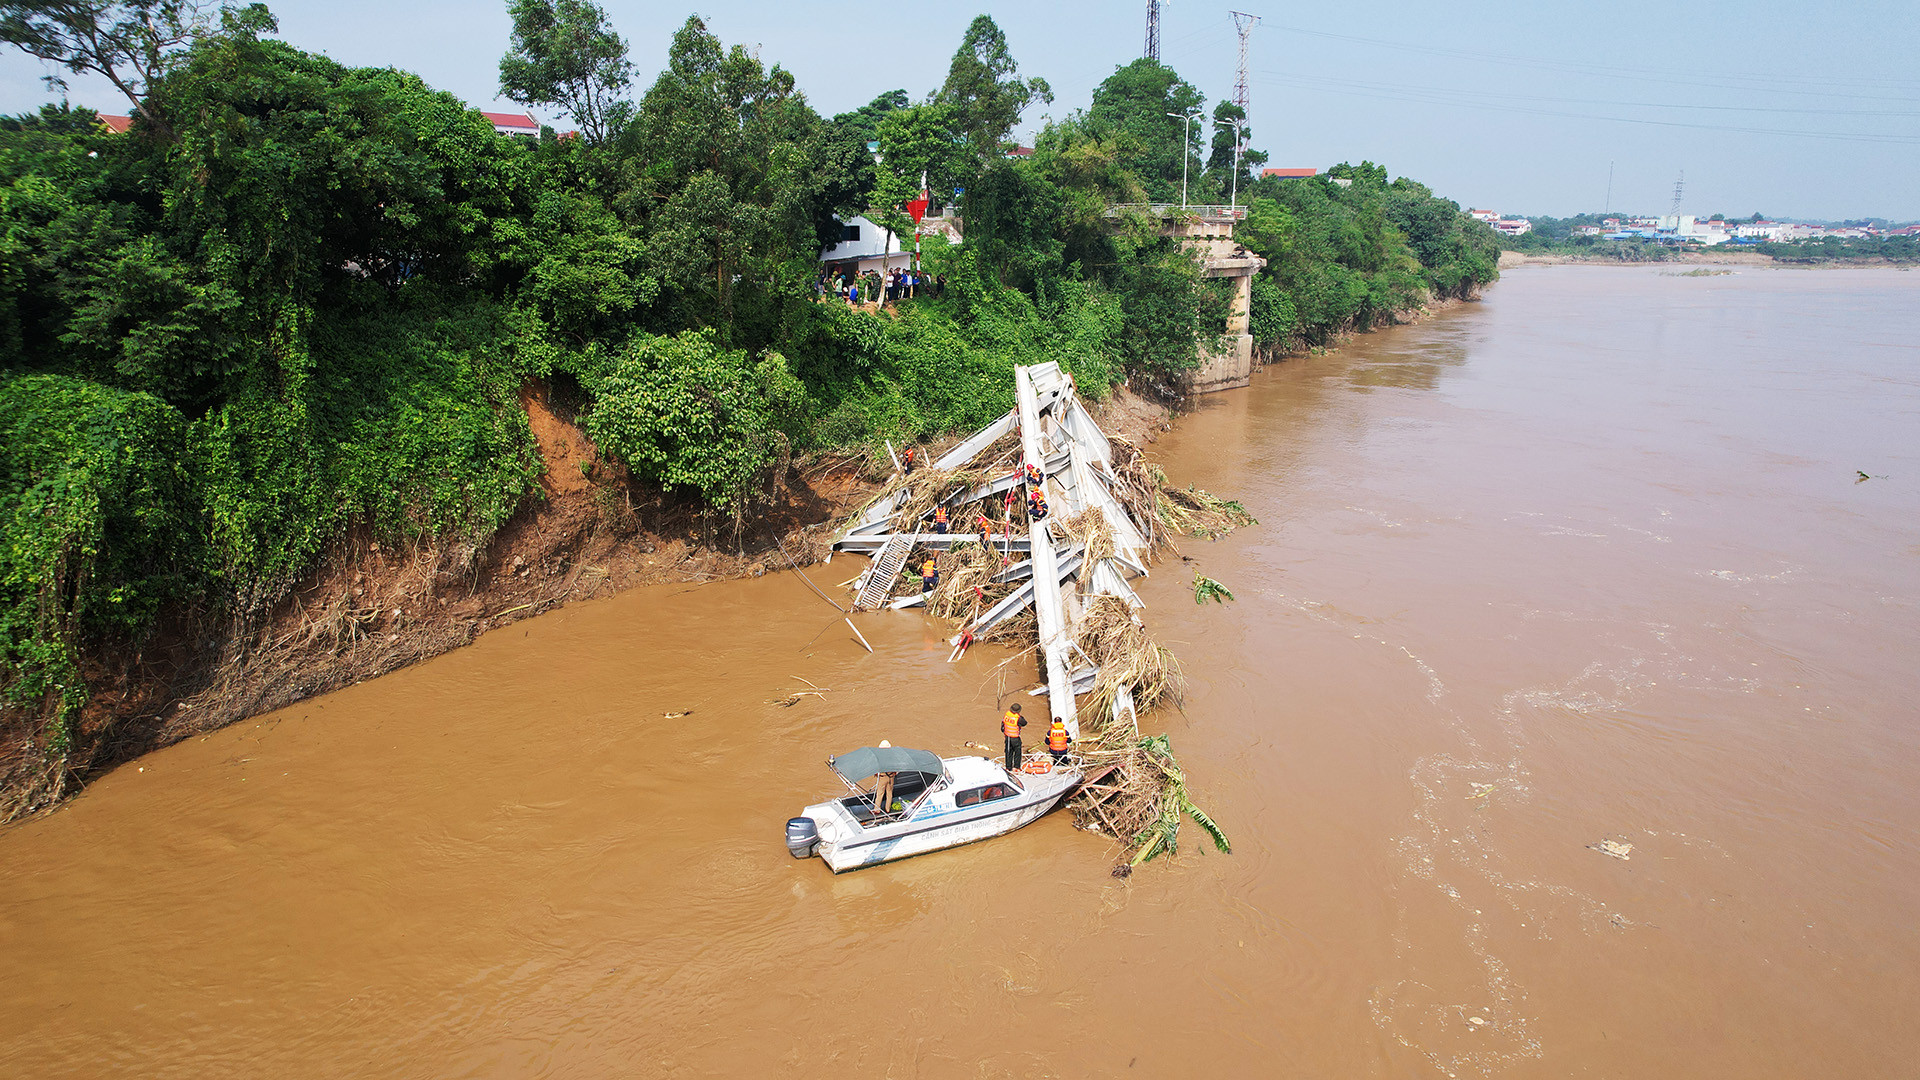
(0, 375), (197, 744)
(583, 330), (805, 509)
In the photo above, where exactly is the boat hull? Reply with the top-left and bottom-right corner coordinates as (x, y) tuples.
(811, 770), (1078, 872)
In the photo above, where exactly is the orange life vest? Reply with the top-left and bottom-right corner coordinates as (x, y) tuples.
(934, 506), (948, 523)
(1002, 711), (1022, 738)
(1047, 724), (1069, 752)
(922, 559), (937, 577)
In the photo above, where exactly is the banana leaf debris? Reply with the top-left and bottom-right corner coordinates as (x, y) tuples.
(829, 363), (1253, 866)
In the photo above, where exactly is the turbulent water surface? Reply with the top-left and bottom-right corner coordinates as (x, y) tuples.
(3, 266), (1917, 1078)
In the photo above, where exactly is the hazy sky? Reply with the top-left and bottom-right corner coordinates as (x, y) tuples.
(4, 1), (1916, 220)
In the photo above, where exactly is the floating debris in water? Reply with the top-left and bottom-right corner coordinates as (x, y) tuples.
(1588, 838), (1634, 860)
(1190, 572), (1235, 605)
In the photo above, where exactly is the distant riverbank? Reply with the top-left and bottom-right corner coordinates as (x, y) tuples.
(1499, 249), (1917, 270)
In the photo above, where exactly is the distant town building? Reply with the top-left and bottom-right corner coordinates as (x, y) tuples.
(1468, 208), (1499, 223)
(1261, 167), (1317, 179)
(96, 114), (134, 133)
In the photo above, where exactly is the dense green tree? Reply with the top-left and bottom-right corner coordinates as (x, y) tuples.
(935, 15), (1050, 162)
(498, 0), (633, 146)
(831, 88), (908, 147)
(867, 103), (967, 260)
(620, 15), (847, 344)
(1203, 101), (1265, 199)
(582, 330), (803, 510)
(1081, 59), (1203, 203)
(0, 0), (274, 138)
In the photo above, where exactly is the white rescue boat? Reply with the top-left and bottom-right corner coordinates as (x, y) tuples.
(785, 745), (1081, 872)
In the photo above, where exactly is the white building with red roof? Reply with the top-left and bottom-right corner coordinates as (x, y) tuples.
(480, 111), (540, 138)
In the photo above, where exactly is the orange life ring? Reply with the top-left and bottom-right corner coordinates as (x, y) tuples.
(1022, 758), (1052, 775)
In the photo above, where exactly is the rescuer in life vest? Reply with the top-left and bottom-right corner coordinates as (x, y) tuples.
(1000, 703), (1028, 772)
(1046, 718), (1072, 765)
(921, 557), (939, 594)
(932, 505), (949, 534)
(903, 446), (916, 474)
(1027, 489), (1049, 522)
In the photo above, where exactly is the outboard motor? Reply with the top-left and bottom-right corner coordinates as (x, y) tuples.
(785, 817), (820, 859)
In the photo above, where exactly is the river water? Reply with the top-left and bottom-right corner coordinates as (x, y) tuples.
(2, 266), (1916, 1078)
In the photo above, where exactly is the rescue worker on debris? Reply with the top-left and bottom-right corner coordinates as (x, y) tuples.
(1046, 718), (1072, 765)
(1024, 462), (1042, 487)
(921, 557), (939, 595)
(1027, 488), (1049, 522)
(932, 505), (949, 534)
(1001, 703), (1028, 772)
(903, 446), (916, 474)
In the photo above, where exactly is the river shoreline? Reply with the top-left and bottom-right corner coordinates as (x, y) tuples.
(1, 381), (1180, 820)
(5, 283), (1472, 821)
(1498, 248), (1918, 269)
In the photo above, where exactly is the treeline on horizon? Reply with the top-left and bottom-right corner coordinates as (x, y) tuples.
(0, 0), (1498, 778)
(1503, 212), (1919, 263)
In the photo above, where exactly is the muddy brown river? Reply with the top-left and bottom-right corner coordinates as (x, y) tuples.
(3, 266), (1917, 1078)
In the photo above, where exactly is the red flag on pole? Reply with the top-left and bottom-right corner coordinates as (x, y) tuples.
(907, 195), (928, 224)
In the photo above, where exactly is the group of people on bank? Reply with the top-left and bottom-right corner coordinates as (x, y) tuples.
(817, 266), (945, 307)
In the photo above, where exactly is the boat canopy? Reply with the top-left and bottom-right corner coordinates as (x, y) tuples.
(830, 746), (943, 782)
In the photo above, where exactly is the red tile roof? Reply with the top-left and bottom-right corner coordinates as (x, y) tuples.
(480, 111), (539, 134)
(1262, 167), (1316, 178)
(97, 114), (133, 133)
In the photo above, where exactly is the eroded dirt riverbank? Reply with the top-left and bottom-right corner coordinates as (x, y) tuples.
(7, 384), (1176, 819)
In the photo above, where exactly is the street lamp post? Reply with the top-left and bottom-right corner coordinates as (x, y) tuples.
(1165, 110), (1200, 207)
(1227, 118), (1248, 211)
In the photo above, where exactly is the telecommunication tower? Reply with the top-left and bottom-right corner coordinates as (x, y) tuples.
(1230, 11), (1259, 114)
(1670, 171), (1685, 217)
(1145, 0), (1160, 62)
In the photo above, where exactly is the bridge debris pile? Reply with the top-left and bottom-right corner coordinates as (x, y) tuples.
(831, 363), (1250, 865)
